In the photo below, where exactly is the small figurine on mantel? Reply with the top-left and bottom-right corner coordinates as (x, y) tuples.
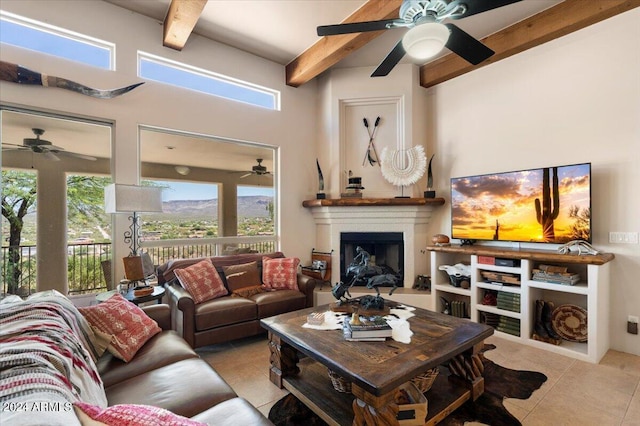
(316, 158), (326, 199)
(424, 154), (436, 198)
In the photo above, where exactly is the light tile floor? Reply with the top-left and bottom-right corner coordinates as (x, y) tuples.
(196, 335), (640, 425)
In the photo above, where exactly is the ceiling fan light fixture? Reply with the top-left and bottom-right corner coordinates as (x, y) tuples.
(402, 22), (450, 61)
(175, 165), (190, 176)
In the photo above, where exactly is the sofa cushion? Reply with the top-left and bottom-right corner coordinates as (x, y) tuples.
(194, 297), (257, 331)
(97, 331), (199, 388)
(175, 259), (228, 304)
(191, 397), (274, 426)
(222, 261), (266, 299)
(262, 257), (300, 290)
(74, 401), (206, 426)
(79, 293), (161, 362)
(105, 358), (237, 419)
(251, 289), (306, 318)
(159, 252), (285, 285)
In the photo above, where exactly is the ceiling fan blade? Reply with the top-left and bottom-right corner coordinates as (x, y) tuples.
(43, 150), (61, 161)
(318, 19), (401, 36)
(2, 142), (25, 148)
(240, 172), (253, 179)
(371, 40), (406, 77)
(448, 0), (523, 19)
(55, 151), (98, 161)
(444, 23), (494, 65)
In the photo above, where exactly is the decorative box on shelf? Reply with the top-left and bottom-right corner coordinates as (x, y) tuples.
(395, 382), (428, 426)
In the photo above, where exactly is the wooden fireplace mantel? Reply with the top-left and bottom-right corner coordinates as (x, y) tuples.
(302, 197), (446, 208)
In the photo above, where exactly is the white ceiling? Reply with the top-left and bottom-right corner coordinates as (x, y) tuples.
(104, 0), (562, 69)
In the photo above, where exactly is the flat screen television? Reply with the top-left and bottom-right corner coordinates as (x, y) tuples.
(451, 163), (591, 244)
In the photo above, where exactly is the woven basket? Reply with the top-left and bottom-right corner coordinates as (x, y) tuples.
(328, 369), (351, 393)
(410, 368), (439, 393)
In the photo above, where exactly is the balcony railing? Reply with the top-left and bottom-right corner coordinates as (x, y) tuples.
(1, 236), (276, 296)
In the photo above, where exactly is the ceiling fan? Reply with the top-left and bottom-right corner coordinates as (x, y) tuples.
(2, 128), (97, 162)
(239, 158), (272, 178)
(317, 0), (522, 77)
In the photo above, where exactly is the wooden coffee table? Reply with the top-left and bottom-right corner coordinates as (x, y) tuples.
(260, 302), (493, 426)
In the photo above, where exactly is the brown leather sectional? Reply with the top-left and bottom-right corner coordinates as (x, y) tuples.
(159, 252), (317, 348)
(101, 304), (273, 425)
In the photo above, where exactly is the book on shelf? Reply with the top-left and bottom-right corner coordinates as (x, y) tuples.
(343, 316), (392, 339)
(451, 300), (467, 318)
(497, 324), (520, 332)
(496, 296), (521, 304)
(498, 317), (520, 326)
(532, 266), (580, 285)
(478, 256), (495, 265)
(496, 326), (520, 337)
(497, 291), (520, 298)
(496, 303), (520, 313)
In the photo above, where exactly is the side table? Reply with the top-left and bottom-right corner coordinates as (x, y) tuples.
(124, 286), (165, 305)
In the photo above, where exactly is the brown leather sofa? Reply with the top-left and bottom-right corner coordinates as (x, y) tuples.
(102, 304), (273, 425)
(158, 252), (316, 349)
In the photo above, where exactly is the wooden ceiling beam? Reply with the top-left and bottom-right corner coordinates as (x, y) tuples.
(163, 0), (208, 51)
(419, 0), (640, 88)
(286, 0), (403, 87)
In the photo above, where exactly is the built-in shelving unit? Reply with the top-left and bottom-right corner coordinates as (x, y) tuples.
(427, 245), (614, 363)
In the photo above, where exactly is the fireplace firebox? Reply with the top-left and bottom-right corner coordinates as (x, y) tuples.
(340, 232), (404, 286)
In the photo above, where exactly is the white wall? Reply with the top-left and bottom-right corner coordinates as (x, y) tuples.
(424, 9), (640, 355)
(317, 63), (429, 197)
(0, 0), (318, 282)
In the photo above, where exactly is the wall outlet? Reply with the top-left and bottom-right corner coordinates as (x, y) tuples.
(609, 232), (639, 244)
(628, 315), (639, 335)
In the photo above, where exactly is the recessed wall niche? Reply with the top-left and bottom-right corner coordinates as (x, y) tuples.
(339, 96), (403, 198)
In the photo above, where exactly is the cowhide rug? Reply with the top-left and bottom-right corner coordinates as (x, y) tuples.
(268, 344), (547, 426)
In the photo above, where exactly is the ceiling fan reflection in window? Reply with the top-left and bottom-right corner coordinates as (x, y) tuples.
(238, 158), (273, 179)
(317, 0), (522, 77)
(2, 128), (97, 161)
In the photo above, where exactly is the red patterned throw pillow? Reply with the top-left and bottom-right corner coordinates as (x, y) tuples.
(79, 293), (161, 362)
(262, 256), (300, 291)
(174, 259), (228, 304)
(74, 402), (207, 426)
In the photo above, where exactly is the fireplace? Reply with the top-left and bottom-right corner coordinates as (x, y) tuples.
(340, 232), (404, 286)
(303, 198), (444, 288)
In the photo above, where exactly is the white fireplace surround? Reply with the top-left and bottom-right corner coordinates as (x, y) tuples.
(307, 204), (439, 288)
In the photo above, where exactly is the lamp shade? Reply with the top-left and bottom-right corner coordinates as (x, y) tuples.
(402, 23), (450, 61)
(104, 184), (163, 214)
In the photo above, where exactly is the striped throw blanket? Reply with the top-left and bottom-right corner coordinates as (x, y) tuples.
(0, 294), (107, 425)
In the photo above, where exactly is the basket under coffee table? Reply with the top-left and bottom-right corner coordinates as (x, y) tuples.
(260, 301), (493, 426)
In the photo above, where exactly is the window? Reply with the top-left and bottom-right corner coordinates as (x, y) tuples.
(150, 180), (220, 239)
(237, 185), (275, 237)
(138, 52), (280, 110)
(0, 11), (114, 69)
(139, 126), (277, 257)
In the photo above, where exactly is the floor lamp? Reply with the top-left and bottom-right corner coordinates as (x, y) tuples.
(104, 184), (163, 256)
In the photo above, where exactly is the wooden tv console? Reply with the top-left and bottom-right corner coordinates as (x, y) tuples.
(426, 245), (614, 363)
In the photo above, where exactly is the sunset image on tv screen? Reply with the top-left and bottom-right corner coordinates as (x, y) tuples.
(451, 163), (591, 243)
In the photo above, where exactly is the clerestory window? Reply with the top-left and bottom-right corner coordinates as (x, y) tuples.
(138, 52), (280, 110)
(0, 11), (114, 69)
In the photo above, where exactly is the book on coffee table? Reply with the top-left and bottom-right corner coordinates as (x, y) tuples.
(344, 316), (392, 339)
(342, 321), (389, 341)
